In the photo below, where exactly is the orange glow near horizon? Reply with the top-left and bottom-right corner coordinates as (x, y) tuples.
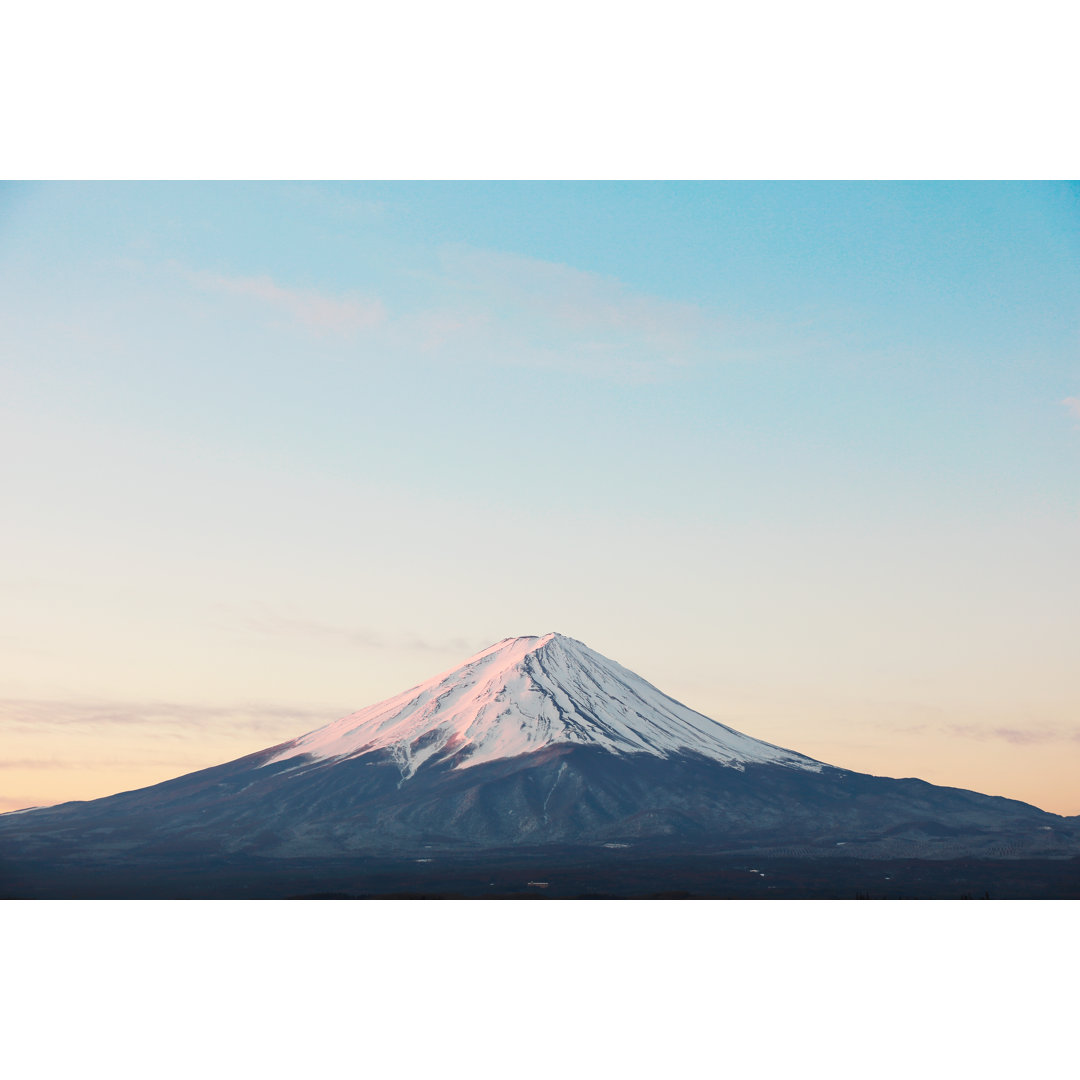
(3, 668), (1077, 818)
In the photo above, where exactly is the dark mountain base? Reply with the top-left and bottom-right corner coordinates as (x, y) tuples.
(5, 847), (1080, 899)
(4, 747), (1079, 899)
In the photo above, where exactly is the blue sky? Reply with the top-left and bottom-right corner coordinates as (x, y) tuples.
(1, 181), (1078, 812)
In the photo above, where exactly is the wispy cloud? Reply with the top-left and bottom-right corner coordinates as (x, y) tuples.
(236, 611), (485, 657)
(0, 756), (204, 770)
(431, 246), (717, 381)
(442, 247), (706, 340)
(946, 723), (1080, 746)
(190, 268), (385, 336)
(0, 696), (334, 737)
(178, 245), (749, 381)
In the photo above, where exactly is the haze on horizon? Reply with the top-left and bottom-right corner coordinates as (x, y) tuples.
(1, 181), (1078, 816)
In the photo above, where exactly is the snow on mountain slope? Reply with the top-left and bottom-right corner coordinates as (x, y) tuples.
(263, 633), (824, 779)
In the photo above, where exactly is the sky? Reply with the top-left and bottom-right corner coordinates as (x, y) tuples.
(2, 181), (1078, 815)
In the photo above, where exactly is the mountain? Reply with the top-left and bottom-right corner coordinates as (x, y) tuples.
(2, 633), (1078, 897)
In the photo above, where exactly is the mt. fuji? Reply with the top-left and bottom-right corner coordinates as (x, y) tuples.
(2, 633), (1078, 897)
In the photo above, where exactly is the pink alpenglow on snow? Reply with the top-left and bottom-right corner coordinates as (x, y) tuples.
(263, 633), (824, 780)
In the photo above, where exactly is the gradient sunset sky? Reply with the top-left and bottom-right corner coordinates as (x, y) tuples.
(2, 181), (1078, 815)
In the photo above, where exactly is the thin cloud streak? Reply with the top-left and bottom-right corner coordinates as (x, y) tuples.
(173, 245), (844, 384)
(945, 723), (1080, 746)
(0, 756), (210, 770)
(189, 267), (385, 336)
(0, 696), (336, 736)
(178, 246), (736, 382)
(439, 246), (708, 341)
(238, 612), (485, 657)
(429, 245), (717, 381)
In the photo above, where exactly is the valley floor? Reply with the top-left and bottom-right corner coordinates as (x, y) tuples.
(4, 847), (1080, 899)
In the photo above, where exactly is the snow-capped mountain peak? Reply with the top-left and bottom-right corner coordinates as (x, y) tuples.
(262, 633), (823, 779)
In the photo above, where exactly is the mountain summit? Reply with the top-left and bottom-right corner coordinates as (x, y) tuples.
(265, 633), (822, 780)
